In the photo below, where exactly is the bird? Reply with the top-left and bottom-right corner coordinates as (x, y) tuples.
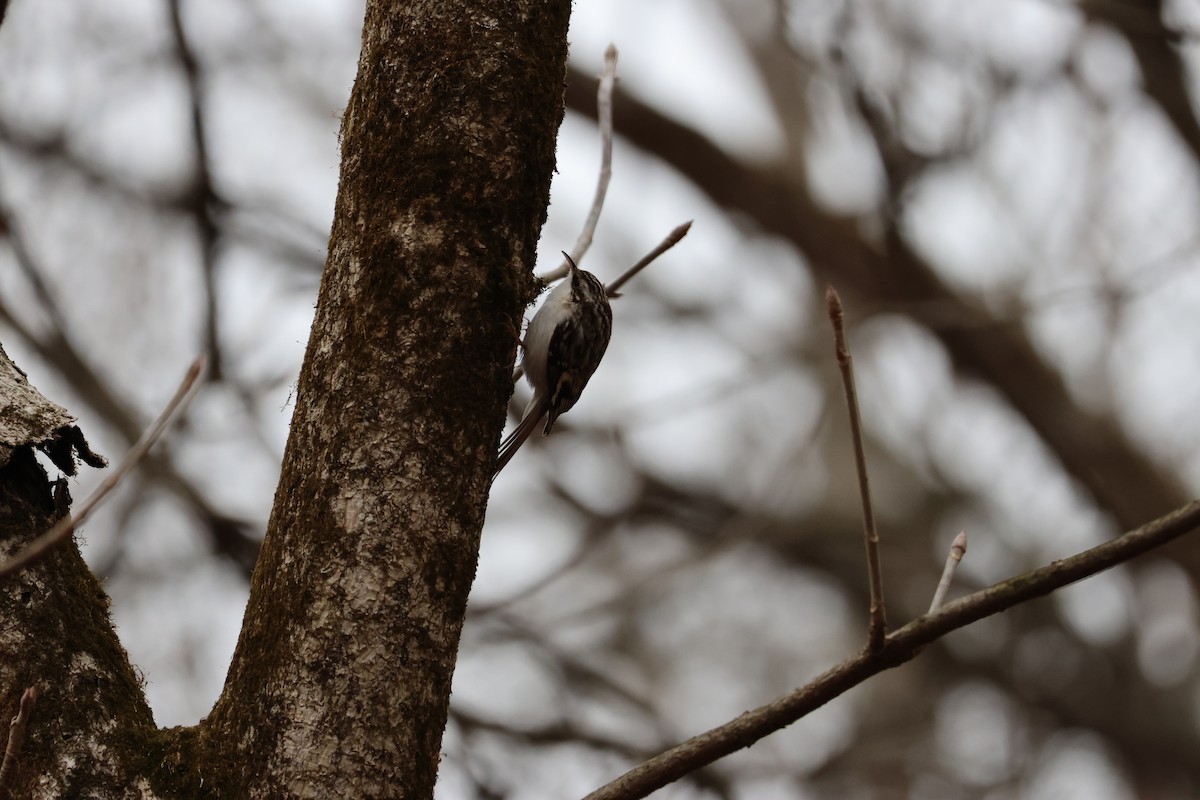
(494, 253), (612, 478)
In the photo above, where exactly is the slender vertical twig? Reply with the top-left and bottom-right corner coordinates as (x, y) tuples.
(826, 286), (886, 652)
(0, 686), (38, 800)
(510, 45), (621, 386)
(538, 45), (619, 287)
(929, 531), (968, 612)
(0, 355), (206, 580)
(554, 43), (619, 281)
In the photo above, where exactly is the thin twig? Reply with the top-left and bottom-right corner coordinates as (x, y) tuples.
(929, 531), (968, 613)
(826, 286), (886, 651)
(509, 47), (619, 387)
(581, 499), (1200, 800)
(605, 220), (692, 297)
(0, 356), (206, 580)
(545, 43), (618, 285)
(572, 44), (619, 263)
(0, 686), (38, 800)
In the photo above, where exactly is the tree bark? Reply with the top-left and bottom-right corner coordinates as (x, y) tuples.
(0, 344), (159, 798)
(201, 1), (570, 797)
(1, 1), (569, 796)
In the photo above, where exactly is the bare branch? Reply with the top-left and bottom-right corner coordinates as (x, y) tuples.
(0, 686), (38, 800)
(582, 500), (1200, 800)
(509, 46), (621, 388)
(826, 286), (886, 651)
(0, 280), (259, 574)
(568, 44), (618, 267)
(542, 44), (619, 286)
(929, 531), (968, 613)
(605, 220), (692, 296)
(0, 355), (206, 580)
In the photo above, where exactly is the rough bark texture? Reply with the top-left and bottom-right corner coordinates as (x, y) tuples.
(0, 2), (569, 795)
(0, 344), (160, 798)
(0, 343), (105, 477)
(202, 2), (570, 797)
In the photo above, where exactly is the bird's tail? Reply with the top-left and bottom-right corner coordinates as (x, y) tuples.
(493, 397), (548, 479)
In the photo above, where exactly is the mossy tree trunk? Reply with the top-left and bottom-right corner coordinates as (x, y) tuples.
(0, 0), (570, 795)
(0, 345), (157, 798)
(202, 0), (570, 794)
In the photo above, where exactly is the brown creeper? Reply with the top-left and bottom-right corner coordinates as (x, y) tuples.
(494, 253), (613, 477)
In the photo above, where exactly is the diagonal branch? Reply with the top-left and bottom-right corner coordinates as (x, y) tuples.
(623, 472), (1200, 789)
(0, 356), (205, 580)
(0, 280), (260, 574)
(605, 220), (691, 297)
(583, 500), (1200, 800)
